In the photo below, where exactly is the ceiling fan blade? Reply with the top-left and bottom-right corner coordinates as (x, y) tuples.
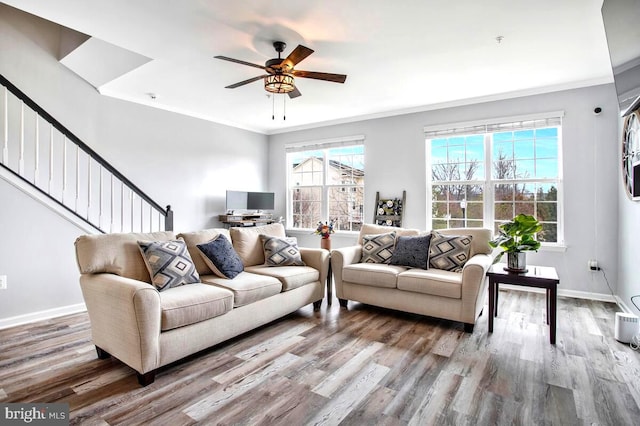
(282, 45), (314, 70)
(214, 55), (267, 71)
(291, 70), (347, 83)
(225, 75), (269, 89)
(288, 87), (302, 99)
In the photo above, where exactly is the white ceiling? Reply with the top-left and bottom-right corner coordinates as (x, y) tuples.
(5, 0), (619, 134)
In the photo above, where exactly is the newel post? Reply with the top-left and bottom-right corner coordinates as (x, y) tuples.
(165, 205), (174, 231)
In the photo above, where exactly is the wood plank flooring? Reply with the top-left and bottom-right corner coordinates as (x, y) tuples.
(1, 290), (639, 425)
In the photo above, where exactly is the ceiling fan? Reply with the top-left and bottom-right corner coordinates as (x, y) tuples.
(214, 41), (347, 99)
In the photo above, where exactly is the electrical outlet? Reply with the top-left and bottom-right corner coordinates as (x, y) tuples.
(0, 275), (6, 290)
(588, 259), (601, 271)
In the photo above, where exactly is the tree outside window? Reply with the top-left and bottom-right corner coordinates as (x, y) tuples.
(428, 120), (562, 244)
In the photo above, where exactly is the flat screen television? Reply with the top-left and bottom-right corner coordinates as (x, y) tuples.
(226, 190), (275, 211)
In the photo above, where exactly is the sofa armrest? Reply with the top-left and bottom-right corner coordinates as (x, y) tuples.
(79, 273), (161, 374)
(330, 246), (363, 299)
(460, 253), (493, 323)
(300, 248), (330, 285)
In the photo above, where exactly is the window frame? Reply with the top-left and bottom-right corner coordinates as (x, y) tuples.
(285, 136), (365, 232)
(426, 113), (564, 246)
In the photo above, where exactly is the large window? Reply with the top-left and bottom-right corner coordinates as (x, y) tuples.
(287, 138), (364, 231)
(427, 115), (562, 244)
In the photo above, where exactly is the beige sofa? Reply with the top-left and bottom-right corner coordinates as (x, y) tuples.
(75, 223), (327, 386)
(331, 224), (492, 332)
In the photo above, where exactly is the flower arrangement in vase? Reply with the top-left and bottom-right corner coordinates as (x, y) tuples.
(315, 220), (335, 250)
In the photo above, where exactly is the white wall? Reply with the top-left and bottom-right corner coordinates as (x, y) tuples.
(269, 84), (620, 297)
(0, 5), (269, 322)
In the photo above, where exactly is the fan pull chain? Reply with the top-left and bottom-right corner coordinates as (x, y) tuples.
(283, 95), (286, 120)
(272, 94), (275, 120)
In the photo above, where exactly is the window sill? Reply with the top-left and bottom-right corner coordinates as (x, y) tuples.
(539, 244), (567, 252)
(286, 229), (359, 237)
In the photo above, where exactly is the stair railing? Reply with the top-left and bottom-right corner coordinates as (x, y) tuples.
(0, 74), (173, 233)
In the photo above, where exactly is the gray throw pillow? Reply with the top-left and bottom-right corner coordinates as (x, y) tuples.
(138, 240), (200, 291)
(361, 232), (397, 264)
(428, 231), (473, 272)
(260, 235), (305, 266)
(197, 235), (244, 279)
(390, 234), (432, 269)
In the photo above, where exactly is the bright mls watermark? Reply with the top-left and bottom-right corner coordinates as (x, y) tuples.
(0, 403), (69, 425)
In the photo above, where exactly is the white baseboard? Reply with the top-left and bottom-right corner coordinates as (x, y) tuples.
(0, 303), (87, 330)
(499, 284), (617, 303)
(616, 298), (634, 313)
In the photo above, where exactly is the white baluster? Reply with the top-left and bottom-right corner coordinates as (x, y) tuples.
(62, 136), (67, 204)
(2, 86), (8, 164)
(87, 160), (91, 221)
(140, 197), (144, 232)
(75, 145), (79, 211)
(34, 115), (39, 185)
(130, 189), (134, 232)
(120, 181), (124, 232)
(110, 174), (114, 233)
(99, 165), (103, 229)
(48, 126), (53, 194)
(19, 102), (24, 175)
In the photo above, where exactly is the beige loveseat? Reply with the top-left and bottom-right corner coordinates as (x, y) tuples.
(75, 223), (327, 386)
(331, 224), (492, 332)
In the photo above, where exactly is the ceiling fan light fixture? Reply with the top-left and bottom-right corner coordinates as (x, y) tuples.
(264, 73), (295, 94)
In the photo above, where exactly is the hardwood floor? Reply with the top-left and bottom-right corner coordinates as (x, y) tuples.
(1, 290), (639, 425)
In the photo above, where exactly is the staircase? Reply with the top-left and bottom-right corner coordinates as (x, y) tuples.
(0, 74), (172, 233)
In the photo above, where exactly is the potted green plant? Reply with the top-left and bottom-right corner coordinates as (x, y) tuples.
(489, 214), (542, 272)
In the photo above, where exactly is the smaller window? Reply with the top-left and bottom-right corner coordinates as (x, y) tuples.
(287, 140), (364, 231)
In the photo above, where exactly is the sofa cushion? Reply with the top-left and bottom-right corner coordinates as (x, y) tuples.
(428, 231), (473, 272)
(434, 228), (491, 257)
(159, 283), (234, 331)
(138, 240), (200, 291)
(177, 228), (231, 275)
(245, 265), (319, 291)
(342, 263), (407, 288)
(197, 235), (244, 279)
(397, 269), (462, 299)
(230, 223), (287, 267)
(390, 234), (432, 269)
(201, 272), (282, 307)
(358, 223), (420, 245)
(260, 235), (305, 266)
(75, 231), (176, 282)
(361, 232), (397, 264)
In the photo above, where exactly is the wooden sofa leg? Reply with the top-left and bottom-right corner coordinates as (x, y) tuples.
(137, 370), (156, 387)
(339, 298), (348, 308)
(463, 323), (474, 333)
(95, 346), (111, 359)
(313, 300), (322, 311)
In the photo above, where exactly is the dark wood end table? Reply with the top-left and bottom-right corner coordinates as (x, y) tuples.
(486, 263), (559, 344)
(326, 260), (333, 305)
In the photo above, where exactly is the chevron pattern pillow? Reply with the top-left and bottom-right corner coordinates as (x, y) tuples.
(138, 240), (200, 291)
(428, 231), (473, 272)
(260, 235), (306, 266)
(361, 232), (397, 264)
